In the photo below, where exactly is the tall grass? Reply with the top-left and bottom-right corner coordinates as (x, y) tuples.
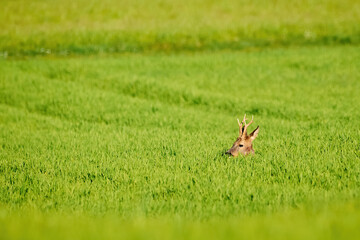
(1, 46), (360, 238)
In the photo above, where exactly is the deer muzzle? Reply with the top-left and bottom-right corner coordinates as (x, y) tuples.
(226, 146), (239, 157)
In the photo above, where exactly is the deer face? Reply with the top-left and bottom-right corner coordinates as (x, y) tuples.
(226, 115), (259, 157)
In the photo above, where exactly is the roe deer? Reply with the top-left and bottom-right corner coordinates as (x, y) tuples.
(226, 114), (260, 157)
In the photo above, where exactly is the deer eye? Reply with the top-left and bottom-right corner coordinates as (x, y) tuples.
(239, 144), (244, 147)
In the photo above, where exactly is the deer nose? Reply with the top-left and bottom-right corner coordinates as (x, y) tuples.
(226, 148), (237, 156)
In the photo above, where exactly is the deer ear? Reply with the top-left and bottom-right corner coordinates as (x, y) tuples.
(249, 126), (259, 141)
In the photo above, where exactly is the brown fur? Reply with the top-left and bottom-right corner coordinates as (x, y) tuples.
(226, 115), (260, 157)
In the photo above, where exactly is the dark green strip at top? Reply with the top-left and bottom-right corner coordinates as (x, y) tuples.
(1, 28), (360, 58)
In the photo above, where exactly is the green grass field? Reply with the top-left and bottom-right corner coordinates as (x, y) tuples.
(1, 0), (360, 239)
(1, 0), (360, 56)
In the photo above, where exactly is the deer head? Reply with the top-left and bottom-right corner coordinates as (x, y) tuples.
(226, 114), (260, 157)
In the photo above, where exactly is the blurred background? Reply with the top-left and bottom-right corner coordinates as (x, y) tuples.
(1, 0), (359, 57)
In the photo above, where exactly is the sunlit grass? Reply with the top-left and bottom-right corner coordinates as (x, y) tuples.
(1, 202), (360, 240)
(1, 46), (360, 239)
(1, 0), (360, 56)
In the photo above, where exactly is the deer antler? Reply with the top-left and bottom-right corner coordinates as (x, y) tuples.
(242, 114), (254, 137)
(237, 115), (247, 137)
(237, 118), (243, 137)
